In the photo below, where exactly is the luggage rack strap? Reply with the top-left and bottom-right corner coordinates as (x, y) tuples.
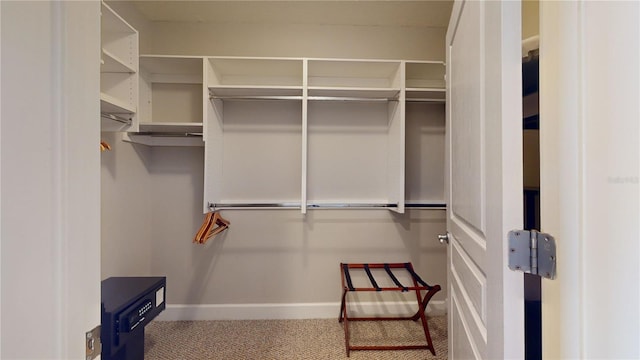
(384, 263), (409, 292)
(363, 264), (381, 291)
(403, 262), (434, 289)
(341, 262), (432, 292)
(342, 263), (355, 291)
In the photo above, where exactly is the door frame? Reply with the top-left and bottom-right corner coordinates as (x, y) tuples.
(539, 1), (640, 358)
(1, 2), (101, 358)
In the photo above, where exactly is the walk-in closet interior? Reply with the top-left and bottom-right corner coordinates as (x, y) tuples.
(101, 1), (451, 321)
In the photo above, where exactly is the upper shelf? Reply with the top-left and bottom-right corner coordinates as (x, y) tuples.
(207, 58), (304, 98)
(308, 59), (401, 87)
(102, 49), (136, 73)
(100, 1), (138, 132)
(202, 57), (445, 100)
(140, 55), (203, 84)
(209, 86), (303, 98)
(405, 61), (446, 102)
(100, 93), (135, 114)
(208, 58), (303, 86)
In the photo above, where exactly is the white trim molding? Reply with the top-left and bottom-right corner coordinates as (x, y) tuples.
(157, 301), (447, 321)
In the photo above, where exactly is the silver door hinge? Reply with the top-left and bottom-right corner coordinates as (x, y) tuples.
(508, 230), (556, 279)
(85, 325), (101, 360)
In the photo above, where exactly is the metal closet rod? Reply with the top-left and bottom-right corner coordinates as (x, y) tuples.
(209, 95), (399, 102)
(405, 98), (446, 103)
(209, 202), (300, 210)
(405, 203), (447, 209)
(207, 203), (447, 211)
(207, 202), (404, 210)
(101, 112), (132, 125)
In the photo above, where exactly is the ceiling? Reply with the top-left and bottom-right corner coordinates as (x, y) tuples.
(130, 1), (454, 27)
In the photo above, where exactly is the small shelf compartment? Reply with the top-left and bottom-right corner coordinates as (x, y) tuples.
(205, 99), (303, 208)
(208, 58), (304, 97)
(100, 93), (135, 114)
(405, 102), (445, 206)
(102, 49), (136, 74)
(100, 1), (138, 132)
(306, 98), (404, 212)
(128, 55), (205, 146)
(308, 59), (401, 99)
(405, 61), (446, 102)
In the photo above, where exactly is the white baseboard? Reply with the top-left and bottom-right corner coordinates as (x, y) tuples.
(157, 300), (447, 321)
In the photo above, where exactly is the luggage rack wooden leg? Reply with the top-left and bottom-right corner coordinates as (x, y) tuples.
(339, 262), (441, 357)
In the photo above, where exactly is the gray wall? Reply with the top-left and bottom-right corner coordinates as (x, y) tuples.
(101, 2), (448, 316)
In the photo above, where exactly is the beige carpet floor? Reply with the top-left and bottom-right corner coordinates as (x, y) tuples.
(144, 316), (447, 360)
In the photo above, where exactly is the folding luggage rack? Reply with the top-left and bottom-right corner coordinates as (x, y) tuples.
(339, 262), (441, 357)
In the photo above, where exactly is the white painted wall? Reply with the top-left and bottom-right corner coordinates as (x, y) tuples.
(101, 132), (153, 278)
(105, 4), (448, 319)
(150, 22), (446, 60)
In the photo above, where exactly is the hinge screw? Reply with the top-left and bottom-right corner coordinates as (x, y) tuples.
(550, 256), (555, 261)
(86, 332), (92, 339)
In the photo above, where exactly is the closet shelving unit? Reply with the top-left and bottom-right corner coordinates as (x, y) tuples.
(405, 61), (446, 103)
(404, 61), (447, 209)
(123, 55), (205, 146)
(112, 55), (446, 213)
(100, 1), (138, 132)
(305, 59), (405, 213)
(204, 58), (305, 212)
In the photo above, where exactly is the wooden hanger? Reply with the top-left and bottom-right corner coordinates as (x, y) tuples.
(100, 141), (112, 152)
(194, 211), (230, 244)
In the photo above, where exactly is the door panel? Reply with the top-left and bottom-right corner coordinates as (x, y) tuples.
(451, 240), (486, 322)
(450, 0), (484, 232)
(446, 1), (523, 359)
(451, 291), (484, 359)
(447, 1), (488, 358)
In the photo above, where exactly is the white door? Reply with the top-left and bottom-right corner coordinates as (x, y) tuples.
(445, 1), (524, 359)
(540, 1), (640, 358)
(1, 1), (101, 359)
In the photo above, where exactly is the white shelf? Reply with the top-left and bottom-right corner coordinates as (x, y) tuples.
(308, 87), (400, 99)
(406, 88), (446, 101)
(123, 132), (203, 147)
(140, 56), (202, 75)
(123, 122), (204, 147)
(405, 61), (445, 89)
(138, 122), (202, 133)
(100, 93), (135, 114)
(138, 56), (204, 132)
(102, 49), (136, 73)
(100, 1), (138, 131)
(208, 57), (304, 88)
(308, 59), (402, 89)
(140, 55), (203, 84)
(208, 86), (303, 98)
